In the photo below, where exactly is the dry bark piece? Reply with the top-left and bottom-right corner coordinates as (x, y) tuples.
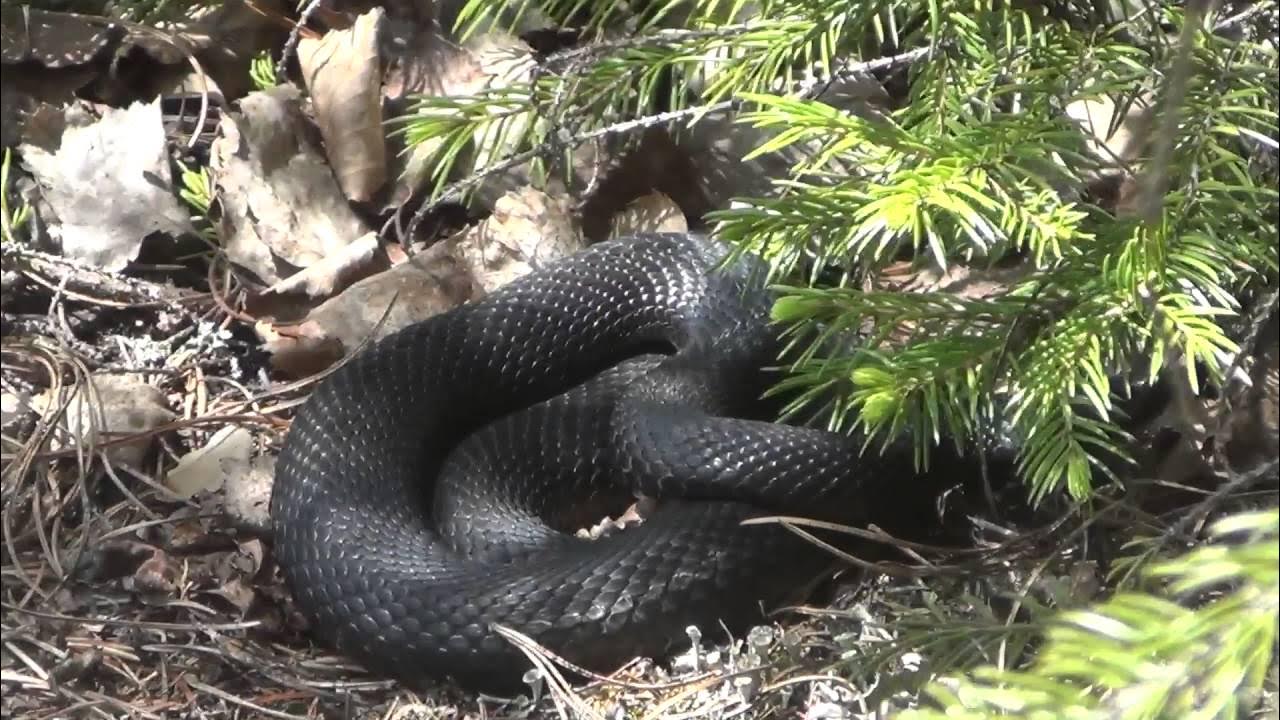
(209, 85), (374, 289)
(35, 373), (175, 469)
(263, 231), (385, 298)
(298, 8), (388, 203)
(18, 99), (197, 272)
(166, 425), (254, 499)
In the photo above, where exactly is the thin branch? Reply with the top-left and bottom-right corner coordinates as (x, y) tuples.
(388, 45), (933, 245)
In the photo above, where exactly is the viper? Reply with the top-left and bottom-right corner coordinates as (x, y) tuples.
(270, 233), (965, 692)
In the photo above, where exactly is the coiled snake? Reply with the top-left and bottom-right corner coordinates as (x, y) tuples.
(270, 233), (936, 692)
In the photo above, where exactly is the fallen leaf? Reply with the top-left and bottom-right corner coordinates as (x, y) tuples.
(609, 191), (688, 238)
(18, 99), (197, 271)
(259, 188), (585, 376)
(210, 85), (373, 288)
(298, 8), (388, 202)
(448, 187), (585, 293)
(36, 373), (175, 469)
(260, 243), (477, 378)
(166, 425), (254, 499)
(225, 456), (275, 537)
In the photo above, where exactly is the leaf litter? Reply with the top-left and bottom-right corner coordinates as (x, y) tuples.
(1, 3), (1276, 720)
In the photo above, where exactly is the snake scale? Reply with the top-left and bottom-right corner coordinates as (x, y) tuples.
(270, 233), (951, 692)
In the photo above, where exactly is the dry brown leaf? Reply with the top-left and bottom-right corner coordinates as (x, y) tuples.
(166, 425), (254, 499)
(258, 188), (583, 377)
(260, 243), (478, 378)
(448, 187), (584, 294)
(35, 373), (175, 469)
(18, 99), (196, 271)
(298, 8), (388, 203)
(256, 318), (345, 379)
(609, 192), (688, 238)
(210, 86), (373, 287)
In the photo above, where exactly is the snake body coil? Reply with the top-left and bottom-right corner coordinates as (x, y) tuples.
(270, 233), (915, 691)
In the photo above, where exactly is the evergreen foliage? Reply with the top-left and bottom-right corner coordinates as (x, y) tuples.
(902, 508), (1279, 719)
(395, 0), (1279, 715)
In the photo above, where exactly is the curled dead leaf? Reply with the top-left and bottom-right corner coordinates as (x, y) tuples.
(257, 242), (478, 378)
(209, 85), (372, 287)
(298, 8), (388, 203)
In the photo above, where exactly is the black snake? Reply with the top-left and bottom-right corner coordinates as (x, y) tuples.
(270, 233), (954, 692)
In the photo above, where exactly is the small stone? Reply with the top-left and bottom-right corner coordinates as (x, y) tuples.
(747, 625), (775, 649)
